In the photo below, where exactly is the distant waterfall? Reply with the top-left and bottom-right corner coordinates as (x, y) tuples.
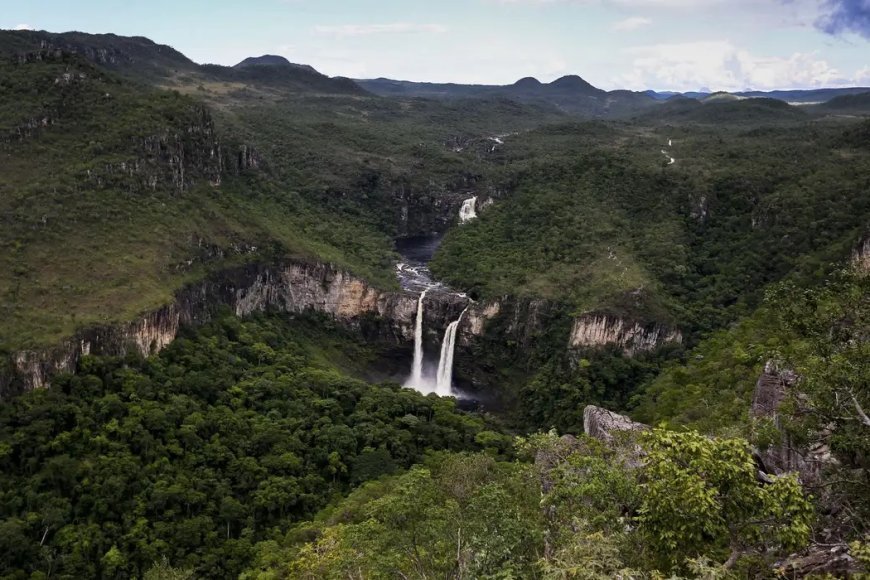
(459, 197), (478, 223)
(436, 306), (469, 395)
(406, 289), (429, 391)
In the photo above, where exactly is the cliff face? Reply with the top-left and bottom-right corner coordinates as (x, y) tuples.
(0, 261), (419, 398)
(750, 361), (835, 485)
(568, 314), (682, 356)
(85, 105), (260, 193)
(852, 234), (870, 274)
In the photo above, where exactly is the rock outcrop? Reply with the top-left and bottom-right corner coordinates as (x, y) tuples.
(852, 234), (870, 274)
(569, 314), (682, 355)
(583, 405), (649, 444)
(750, 361), (836, 485)
(0, 261), (426, 398)
(82, 105), (260, 193)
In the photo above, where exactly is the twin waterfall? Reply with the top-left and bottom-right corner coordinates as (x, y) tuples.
(404, 292), (468, 396)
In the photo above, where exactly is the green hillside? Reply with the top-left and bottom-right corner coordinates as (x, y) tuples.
(432, 119), (870, 335)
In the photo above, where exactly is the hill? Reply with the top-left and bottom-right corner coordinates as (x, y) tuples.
(0, 30), (571, 351)
(636, 97), (806, 124)
(0, 29), (366, 97)
(814, 90), (870, 114)
(357, 74), (656, 117)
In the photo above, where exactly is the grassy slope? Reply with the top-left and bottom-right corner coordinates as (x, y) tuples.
(0, 56), (397, 350)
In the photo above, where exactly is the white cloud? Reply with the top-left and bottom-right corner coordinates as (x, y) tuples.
(614, 40), (860, 91)
(612, 16), (652, 31)
(14, 23), (33, 30)
(313, 23), (448, 38)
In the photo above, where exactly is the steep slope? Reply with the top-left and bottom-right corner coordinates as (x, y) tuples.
(0, 50), (397, 351)
(432, 118), (870, 336)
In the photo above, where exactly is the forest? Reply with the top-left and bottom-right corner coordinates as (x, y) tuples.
(1, 29), (869, 579)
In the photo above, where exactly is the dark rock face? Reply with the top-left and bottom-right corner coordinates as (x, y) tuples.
(852, 233), (870, 273)
(750, 361), (835, 485)
(0, 261), (477, 399)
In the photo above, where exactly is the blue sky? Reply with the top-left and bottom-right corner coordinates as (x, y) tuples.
(2, 0), (869, 91)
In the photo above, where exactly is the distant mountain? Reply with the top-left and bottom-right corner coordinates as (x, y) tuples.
(234, 54), (318, 74)
(0, 29), (196, 81)
(646, 87), (870, 105)
(357, 75), (655, 117)
(513, 77), (543, 89)
(639, 96), (806, 124)
(548, 74), (603, 95)
(813, 91), (870, 114)
(0, 30), (366, 96)
(735, 87), (870, 104)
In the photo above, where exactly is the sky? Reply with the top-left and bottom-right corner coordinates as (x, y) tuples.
(2, 0), (869, 92)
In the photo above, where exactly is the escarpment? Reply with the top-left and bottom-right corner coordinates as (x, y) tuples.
(0, 262), (415, 397)
(0, 261), (479, 399)
(568, 314), (682, 355)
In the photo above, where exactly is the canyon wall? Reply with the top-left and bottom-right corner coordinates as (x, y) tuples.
(0, 261), (424, 398)
(568, 314), (683, 355)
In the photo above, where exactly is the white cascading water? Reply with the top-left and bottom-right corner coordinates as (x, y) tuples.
(405, 289), (430, 392)
(459, 197), (478, 223)
(435, 306), (469, 396)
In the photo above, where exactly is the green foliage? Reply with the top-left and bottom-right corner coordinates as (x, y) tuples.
(767, 270), (870, 526)
(247, 453), (544, 579)
(433, 119), (870, 340)
(631, 308), (781, 434)
(249, 429), (814, 578)
(0, 55), (400, 350)
(638, 430), (812, 573)
(0, 313), (492, 578)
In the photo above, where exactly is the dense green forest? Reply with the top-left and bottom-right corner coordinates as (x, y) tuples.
(0, 312), (505, 578)
(1, 29), (869, 578)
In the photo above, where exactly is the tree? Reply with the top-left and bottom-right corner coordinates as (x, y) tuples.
(638, 430), (812, 572)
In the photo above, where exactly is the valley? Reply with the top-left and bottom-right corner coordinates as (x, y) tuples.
(0, 27), (869, 579)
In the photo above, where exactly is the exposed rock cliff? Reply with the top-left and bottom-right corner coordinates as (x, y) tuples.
(83, 104), (260, 192)
(750, 361), (836, 485)
(852, 234), (870, 274)
(0, 261), (422, 398)
(568, 314), (682, 355)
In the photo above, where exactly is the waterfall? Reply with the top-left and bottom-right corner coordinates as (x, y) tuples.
(459, 197), (477, 223)
(406, 289), (429, 392)
(436, 306), (469, 396)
